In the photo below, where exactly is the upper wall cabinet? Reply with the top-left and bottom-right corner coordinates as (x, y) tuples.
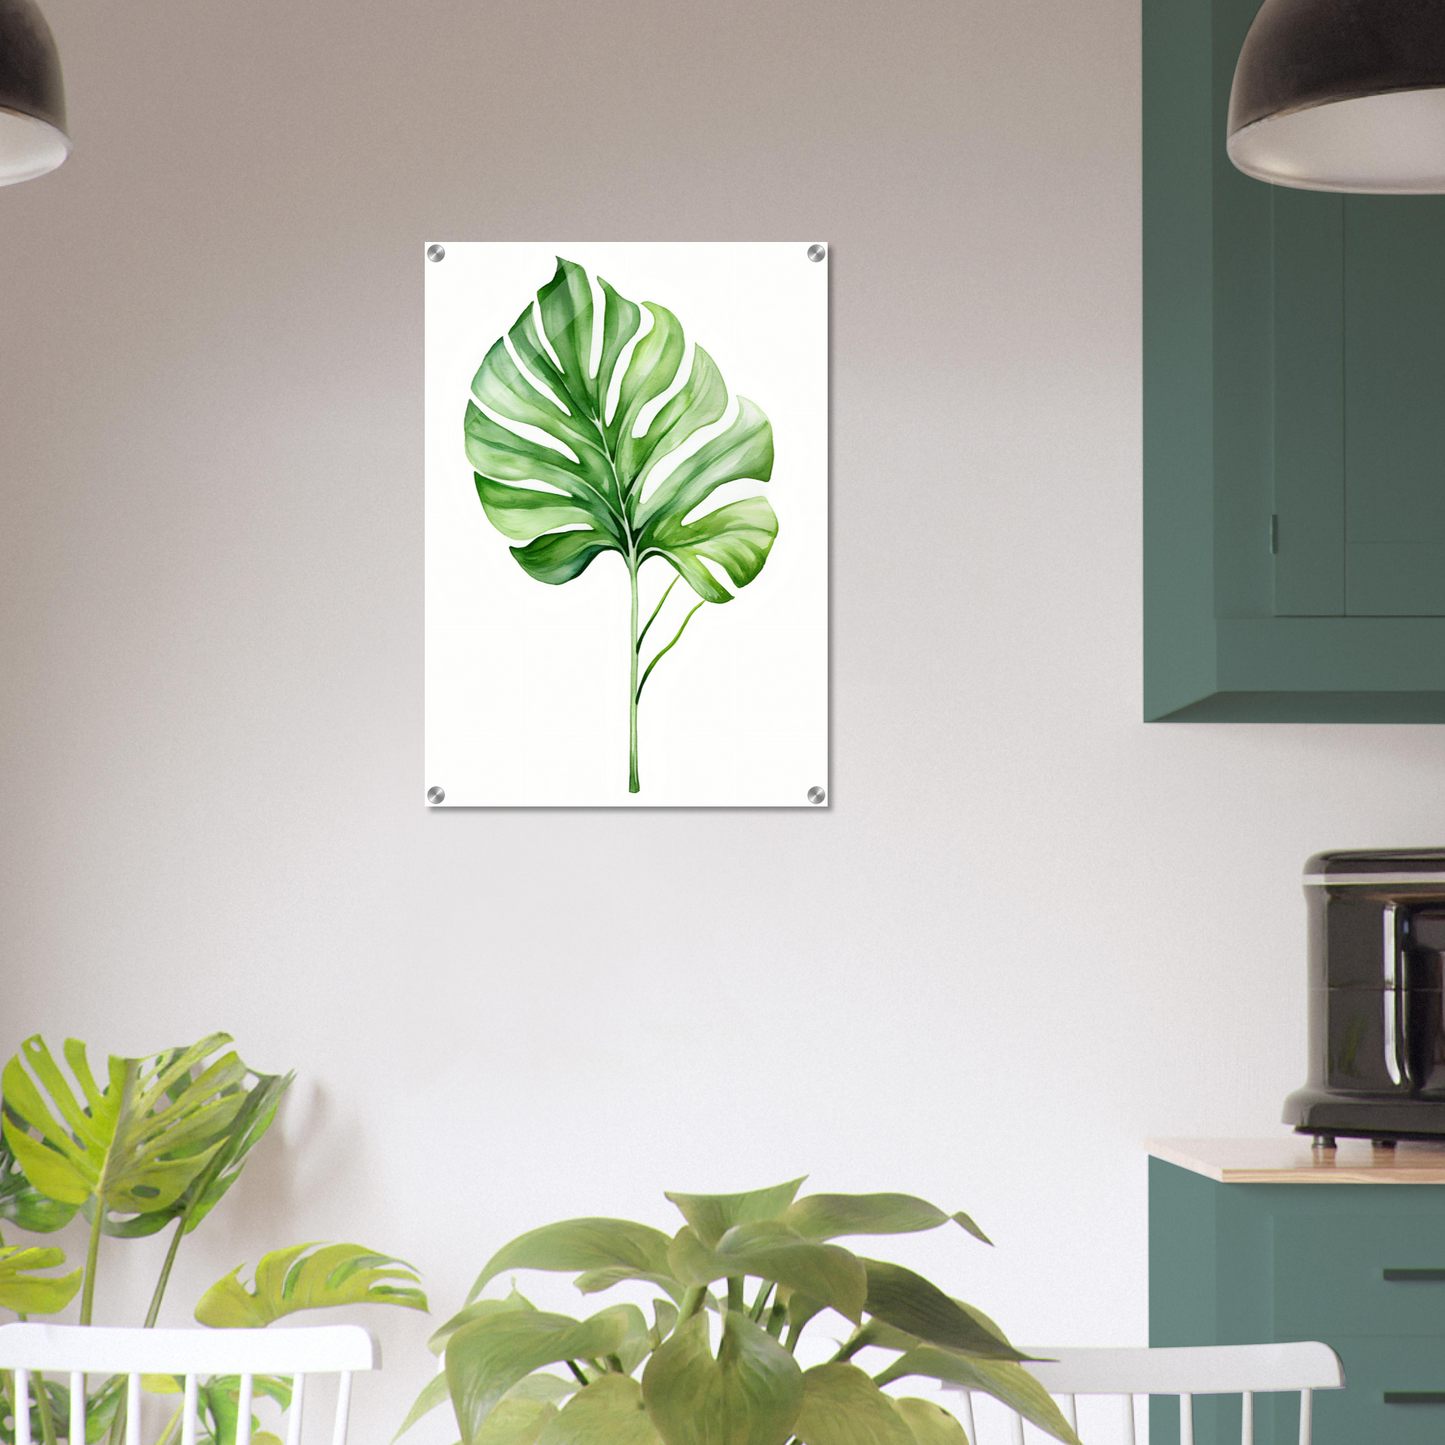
(1145, 0), (1445, 720)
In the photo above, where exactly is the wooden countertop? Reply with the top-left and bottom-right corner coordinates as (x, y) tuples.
(1148, 1136), (1445, 1184)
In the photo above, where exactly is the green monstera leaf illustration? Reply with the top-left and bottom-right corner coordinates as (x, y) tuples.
(465, 256), (777, 793)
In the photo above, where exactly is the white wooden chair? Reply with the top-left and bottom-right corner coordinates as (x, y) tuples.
(0, 1322), (377, 1445)
(946, 1342), (1344, 1445)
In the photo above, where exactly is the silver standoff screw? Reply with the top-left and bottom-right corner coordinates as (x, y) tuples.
(427, 244), (446, 262)
(807, 786), (826, 804)
(427, 786), (446, 804)
(807, 244), (826, 262)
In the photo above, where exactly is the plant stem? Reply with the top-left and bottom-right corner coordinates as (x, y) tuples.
(726, 1277), (744, 1313)
(679, 1286), (707, 1320)
(144, 1218), (186, 1327)
(79, 1200), (105, 1326)
(566, 1360), (590, 1386)
(636, 600), (703, 703)
(628, 556), (641, 793)
(154, 1405), (183, 1445)
(749, 1280), (774, 1322)
(35, 1372), (58, 1445)
(636, 577), (678, 653)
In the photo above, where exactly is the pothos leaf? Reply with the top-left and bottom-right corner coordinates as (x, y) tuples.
(473, 1398), (558, 1445)
(891, 1397), (970, 1445)
(791, 1363), (915, 1445)
(446, 1305), (636, 1442)
(470, 1217), (676, 1302)
(664, 1179), (807, 1248)
(875, 1350), (1083, 1445)
(194, 1241), (428, 1327)
(538, 1374), (662, 1445)
(861, 1261), (1027, 1361)
(782, 1194), (991, 1245)
(640, 1310), (804, 1445)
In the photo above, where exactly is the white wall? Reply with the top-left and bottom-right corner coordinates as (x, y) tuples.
(6, 0), (1445, 1438)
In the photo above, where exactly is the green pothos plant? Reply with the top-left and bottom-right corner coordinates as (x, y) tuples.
(398, 1177), (1082, 1445)
(0, 1033), (427, 1445)
(466, 256), (778, 793)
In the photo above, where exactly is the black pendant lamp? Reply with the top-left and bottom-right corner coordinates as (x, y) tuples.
(1229, 0), (1445, 192)
(0, 0), (67, 186)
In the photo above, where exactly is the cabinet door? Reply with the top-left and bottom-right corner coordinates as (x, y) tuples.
(1344, 198), (1445, 617)
(1274, 195), (1445, 620)
(1144, 0), (1445, 717)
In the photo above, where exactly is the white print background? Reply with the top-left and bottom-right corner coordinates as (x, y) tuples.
(425, 242), (829, 807)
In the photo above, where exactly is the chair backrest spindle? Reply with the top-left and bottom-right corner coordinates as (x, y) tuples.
(0, 1323), (376, 1445)
(287, 1372), (307, 1445)
(15, 1367), (30, 1445)
(948, 1343), (1343, 1444)
(237, 1371), (255, 1445)
(69, 1368), (84, 1445)
(331, 1371), (353, 1445)
(127, 1371), (142, 1445)
(182, 1372), (199, 1445)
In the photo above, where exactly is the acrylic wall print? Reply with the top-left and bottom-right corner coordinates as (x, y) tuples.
(425, 243), (828, 808)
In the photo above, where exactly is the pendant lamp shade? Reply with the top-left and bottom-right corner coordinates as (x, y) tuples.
(1228, 0), (1445, 192)
(0, 0), (67, 186)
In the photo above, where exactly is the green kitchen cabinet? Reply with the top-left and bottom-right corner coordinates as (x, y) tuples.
(1144, 0), (1445, 720)
(1150, 1145), (1445, 1444)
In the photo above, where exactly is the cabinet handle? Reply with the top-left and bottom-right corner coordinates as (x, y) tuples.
(1383, 1269), (1445, 1281)
(1385, 1393), (1445, 1404)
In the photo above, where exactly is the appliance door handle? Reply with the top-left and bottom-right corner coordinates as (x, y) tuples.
(1385, 1393), (1445, 1404)
(1384, 1269), (1445, 1281)
(1385, 903), (1403, 1085)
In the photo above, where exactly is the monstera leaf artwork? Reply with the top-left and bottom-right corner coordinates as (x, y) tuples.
(465, 256), (778, 793)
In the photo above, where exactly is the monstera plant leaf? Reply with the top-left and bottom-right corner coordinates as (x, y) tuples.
(465, 256), (777, 793)
(0, 1243), (82, 1314)
(1, 1034), (246, 1218)
(2, 1033), (251, 1321)
(103, 1067), (294, 1240)
(0, 1135), (78, 1233)
(195, 1242), (428, 1327)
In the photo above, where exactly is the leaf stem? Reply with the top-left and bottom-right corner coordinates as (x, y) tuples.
(566, 1360), (590, 1387)
(154, 1404), (183, 1445)
(726, 1277), (744, 1313)
(144, 1217), (186, 1328)
(636, 601), (704, 703)
(35, 1373), (58, 1445)
(636, 577), (678, 654)
(628, 557), (641, 793)
(749, 1280), (774, 1322)
(79, 1199), (104, 1326)
(679, 1286), (707, 1320)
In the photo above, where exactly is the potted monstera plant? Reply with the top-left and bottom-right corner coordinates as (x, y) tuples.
(0, 1032), (427, 1445)
(399, 1177), (1082, 1445)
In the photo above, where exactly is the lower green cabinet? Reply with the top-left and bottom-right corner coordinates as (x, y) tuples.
(1150, 1156), (1445, 1444)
